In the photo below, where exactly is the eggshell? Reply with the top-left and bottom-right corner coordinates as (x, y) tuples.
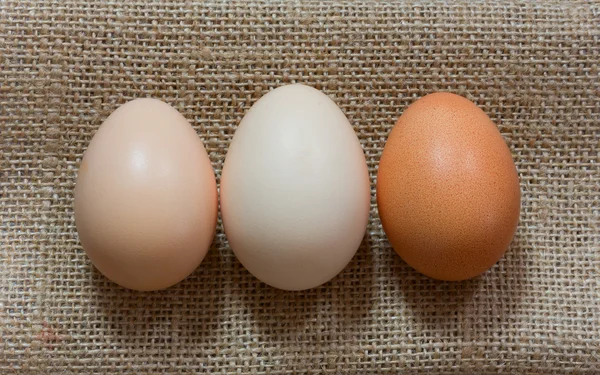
(220, 84), (370, 291)
(74, 98), (218, 291)
(376, 92), (520, 281)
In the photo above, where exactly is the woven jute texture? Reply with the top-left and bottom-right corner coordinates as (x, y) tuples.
(1, 0), (599, 373)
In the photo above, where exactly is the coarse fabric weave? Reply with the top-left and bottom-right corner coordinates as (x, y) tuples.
(1, 1), (599, 374)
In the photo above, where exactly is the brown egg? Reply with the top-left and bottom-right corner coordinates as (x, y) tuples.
(377, 92), (520, 281)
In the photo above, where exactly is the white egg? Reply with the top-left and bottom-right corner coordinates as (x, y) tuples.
(220, 84), (370, 290)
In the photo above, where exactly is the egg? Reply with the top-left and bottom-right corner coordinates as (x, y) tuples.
(74, 98), (218, 291)
(376, 92), (520, 281)
(220, 84), (370, 291)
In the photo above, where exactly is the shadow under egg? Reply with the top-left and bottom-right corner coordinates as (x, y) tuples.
(393, 233), (529, 342)
(88, 241), (227, 356)
(234, 233), (376, 349)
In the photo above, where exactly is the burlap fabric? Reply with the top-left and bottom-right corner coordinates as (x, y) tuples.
(1, 0), (599, 373)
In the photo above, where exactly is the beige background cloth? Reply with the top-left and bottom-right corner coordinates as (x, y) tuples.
(1, 0), (599, 373)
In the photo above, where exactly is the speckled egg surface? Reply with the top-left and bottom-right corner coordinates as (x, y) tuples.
(376, 92), (521, 281)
